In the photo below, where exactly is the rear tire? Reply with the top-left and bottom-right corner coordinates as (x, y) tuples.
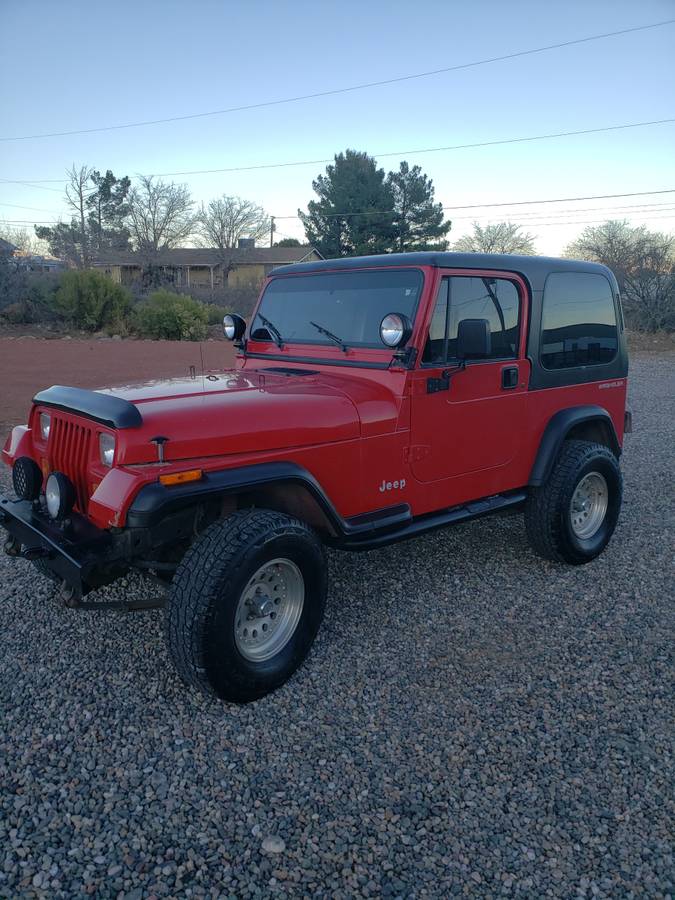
(166, 509), (327, 703)
(525, 439), (622, 565)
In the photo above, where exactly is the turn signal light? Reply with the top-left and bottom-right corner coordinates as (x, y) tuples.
(159, 469), (203, 486)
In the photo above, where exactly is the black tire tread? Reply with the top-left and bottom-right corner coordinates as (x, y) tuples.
(525, 439), (620, 564)
(166, 508), (322, 697)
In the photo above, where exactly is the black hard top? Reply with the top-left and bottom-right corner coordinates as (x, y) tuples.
(272, 251), (615, 289)
(270, 251), (626, 391)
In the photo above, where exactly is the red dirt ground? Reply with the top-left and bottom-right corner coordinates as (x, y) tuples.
(1, 338), (235, 430)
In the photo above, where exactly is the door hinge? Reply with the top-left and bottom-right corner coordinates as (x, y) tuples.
(426, 362), (465, 394)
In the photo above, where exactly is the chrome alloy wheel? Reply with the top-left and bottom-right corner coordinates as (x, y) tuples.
(570, 472), (609, 539)
(234, 558), (305, 662)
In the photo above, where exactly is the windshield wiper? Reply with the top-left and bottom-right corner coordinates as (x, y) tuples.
(310, 321), (349, 353)
(257, 313), (284, 349)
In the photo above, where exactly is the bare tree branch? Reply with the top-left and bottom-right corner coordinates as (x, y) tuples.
(128, 175), (196, 261)
(566, 220), (675, 331)
(64, 164), (95, 267)
(197, 195), (270, 250)
(452, 222), (537, 255)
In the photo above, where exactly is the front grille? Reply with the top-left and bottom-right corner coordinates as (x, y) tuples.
(48, 416), (95, 512)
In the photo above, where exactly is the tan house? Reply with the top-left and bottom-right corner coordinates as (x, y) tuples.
(93, 243), (322, 292)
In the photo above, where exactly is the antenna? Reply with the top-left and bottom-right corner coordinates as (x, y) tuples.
(199, 343), (205, 391)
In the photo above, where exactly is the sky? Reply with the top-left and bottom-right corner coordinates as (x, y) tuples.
(1, 0), (674, 255)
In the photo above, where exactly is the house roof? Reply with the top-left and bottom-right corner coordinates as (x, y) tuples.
(0, 237), (18, 253)
(93, 246), (321, 267)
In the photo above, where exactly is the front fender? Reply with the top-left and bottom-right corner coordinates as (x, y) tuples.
(2, 425), (33, 467)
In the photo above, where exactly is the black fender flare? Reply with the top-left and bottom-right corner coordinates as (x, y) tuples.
(126, 461), (345, 531)
(529, 406), (620, 487)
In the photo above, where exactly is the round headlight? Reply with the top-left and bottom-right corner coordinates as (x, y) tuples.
(223, 313), (246, 341)
(223, 315), (236, 340)
(39, 412), (51, 441)
(380, 313), (412, 348)
(99, 432), (116, 467)
(12, 456), (42, 501)
(45, 472), (75, 520)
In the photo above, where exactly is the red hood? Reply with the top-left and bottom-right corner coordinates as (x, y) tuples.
(97, 368), (391, 464)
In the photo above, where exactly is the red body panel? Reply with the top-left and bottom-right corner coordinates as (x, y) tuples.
(2, 264), (628, 532)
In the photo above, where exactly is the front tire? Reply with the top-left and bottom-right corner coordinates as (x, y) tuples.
(166, 509), (327, 702)
(525, 439), (622, 565)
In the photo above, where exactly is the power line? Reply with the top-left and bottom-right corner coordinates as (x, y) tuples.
(3, 194), (675, 229)
(274, 189), (675, 220)
(0, 201), (63, 212)
(0, 179), (63, 193)
(5, 205), (675, 228)
(440, 188), (675, 213)
(2, 19), (673, 143)
(136, 118), (675, 177)
(505, 213), (675, 227)
(447, 202), (675, 221)
(0, 220), (65, 225)
(6, 210), (675, 230)
(2, 118), (674, 188)
(452, 206), (675, 225)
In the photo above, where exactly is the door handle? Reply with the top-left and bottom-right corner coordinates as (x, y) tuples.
(501, 366), (519, 389)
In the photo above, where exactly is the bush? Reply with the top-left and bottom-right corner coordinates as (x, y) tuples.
(186, 282), (262, 317)
(56, 270), (131, 332)
(0, 266), (63, 325)
(132, 289), (209, 341)
(203, 302), (232, 325)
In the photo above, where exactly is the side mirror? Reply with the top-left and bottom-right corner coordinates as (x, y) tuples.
(380, 312), (413, 348)
(456, 318), (491, 359)
(223, 313), (246, 341)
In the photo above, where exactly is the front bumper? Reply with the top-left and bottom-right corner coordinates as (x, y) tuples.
(0, 494), (112, 596)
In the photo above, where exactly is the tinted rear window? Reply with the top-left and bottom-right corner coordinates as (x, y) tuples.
(541, 272), (618, 369)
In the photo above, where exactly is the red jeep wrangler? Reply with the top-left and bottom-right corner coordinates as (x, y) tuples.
(2, 252), (630, 702)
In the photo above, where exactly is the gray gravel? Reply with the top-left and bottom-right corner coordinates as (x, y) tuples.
(1, 352), (673, 899)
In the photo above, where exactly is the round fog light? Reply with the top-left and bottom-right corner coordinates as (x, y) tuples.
(12, 457), (43, 501)
(45, 472), (75, 520)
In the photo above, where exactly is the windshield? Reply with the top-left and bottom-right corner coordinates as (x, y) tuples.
(250, 269), (423, 349)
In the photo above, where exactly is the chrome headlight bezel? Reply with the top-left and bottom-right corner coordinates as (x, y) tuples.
(99, 432), (116, 467)
(39, 412), (51, 442)
(380, 312), (412, 348)
(45, 471), (75, 520)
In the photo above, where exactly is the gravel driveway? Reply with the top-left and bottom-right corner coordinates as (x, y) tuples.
(1, 352), (673, 899)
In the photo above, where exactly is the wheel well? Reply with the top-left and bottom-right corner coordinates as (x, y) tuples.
(565, 419), (619, 455)
(529, 408), (621, 487)
(233, 483), (338, 537)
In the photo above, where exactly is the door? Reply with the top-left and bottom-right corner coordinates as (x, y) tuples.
(410, 270), (529, 493)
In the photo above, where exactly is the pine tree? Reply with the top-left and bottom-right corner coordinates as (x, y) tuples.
(299, 150), (397, 257)
(386, 162), (451, 251)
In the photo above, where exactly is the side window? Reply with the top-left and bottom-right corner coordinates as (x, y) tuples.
(541, 272), (618, 370)
(422, 275), (520, 364)
(422, 279), (448, 364)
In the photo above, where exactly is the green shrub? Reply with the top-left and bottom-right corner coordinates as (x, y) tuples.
(56, 270), (131, 332)
(0, 269), (64, 325)
(203, 302), (232, 326)
(132, 289), (209, 341)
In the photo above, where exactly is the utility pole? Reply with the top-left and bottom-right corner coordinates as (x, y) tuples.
(269, 216), (275, 248)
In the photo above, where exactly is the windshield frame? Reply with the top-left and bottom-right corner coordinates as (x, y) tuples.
(246, 266), (426, 359)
